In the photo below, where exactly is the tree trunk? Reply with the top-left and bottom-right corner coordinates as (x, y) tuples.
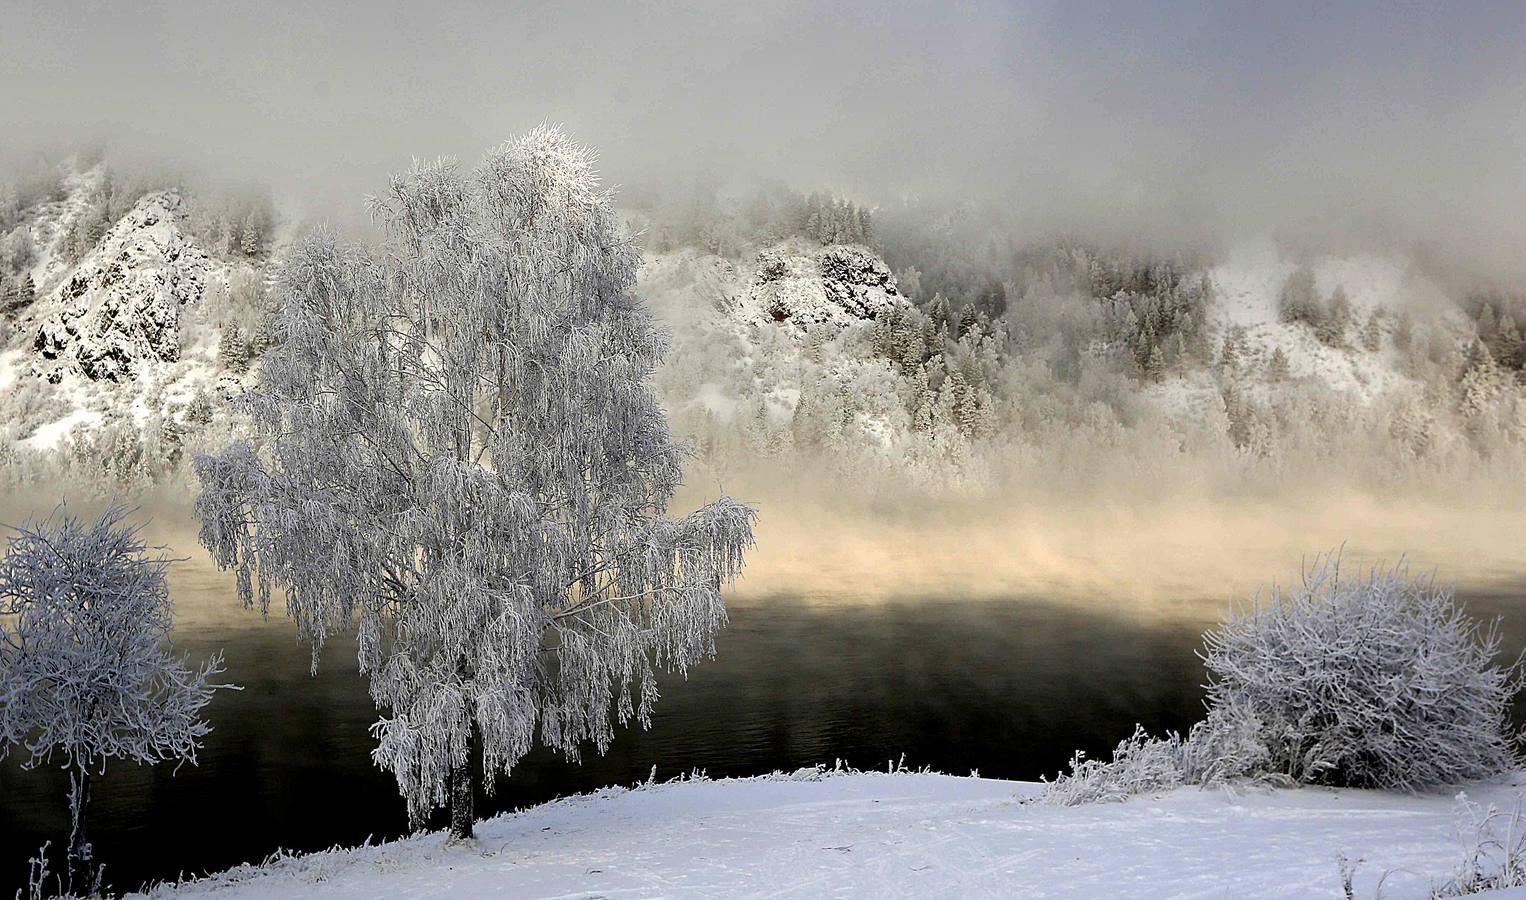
(67, 768), (96, 896)
(447, 720), (476, 841)
(448, 759), (474, 840)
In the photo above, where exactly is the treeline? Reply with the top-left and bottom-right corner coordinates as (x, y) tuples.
(1467, 290), (1526, 375)
(0, 156), (277, 276)
(181, 191), (276, 260)
(0, 159), (60, 315)
(635, 179), (873, 257)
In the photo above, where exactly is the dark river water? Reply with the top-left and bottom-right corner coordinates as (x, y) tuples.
(3, 564), (1524, 895)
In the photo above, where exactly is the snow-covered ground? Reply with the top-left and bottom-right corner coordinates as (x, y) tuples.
(142, 769), (1526, 899)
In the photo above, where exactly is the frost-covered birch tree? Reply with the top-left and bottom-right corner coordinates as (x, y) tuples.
(0, 507), (231, 895)
(193, 127), (757, 840)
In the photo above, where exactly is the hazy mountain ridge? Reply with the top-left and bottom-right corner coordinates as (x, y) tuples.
(0, 156), (1520, 497)
(645, 226), (1518, 494)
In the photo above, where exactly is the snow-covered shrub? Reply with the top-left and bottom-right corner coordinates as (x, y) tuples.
(1202, 558), (1521, 790)
(1042, 725), (1189, 806)
(1042, 703), (1287, 806)
(1176, 702), (1281, 787)
(1046, 556), (1521, 805)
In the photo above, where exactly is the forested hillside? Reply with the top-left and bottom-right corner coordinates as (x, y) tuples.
(1, 157), (1523, 501)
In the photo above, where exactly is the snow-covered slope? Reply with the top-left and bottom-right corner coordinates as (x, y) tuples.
(1209, 241), (1405, 396)
(142, 770), (1526, 899)
(33, 190), (212, 381)
(21, 166), (111, 295)
(1141, 240), (1477, 424)
(0, 165), (262, 455)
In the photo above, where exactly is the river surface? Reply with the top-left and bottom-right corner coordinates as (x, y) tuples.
(2, 560), (1524, 894)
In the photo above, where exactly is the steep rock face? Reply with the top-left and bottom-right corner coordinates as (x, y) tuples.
(815, 245), (900, 320)
(743, 243), (901, 331)
(33, 191), (210, 381)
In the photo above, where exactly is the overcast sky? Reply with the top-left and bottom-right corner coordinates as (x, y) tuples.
(3, 0), (1523, 272)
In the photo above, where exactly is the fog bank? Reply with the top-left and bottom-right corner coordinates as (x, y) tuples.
(3, 1), (1523, 275)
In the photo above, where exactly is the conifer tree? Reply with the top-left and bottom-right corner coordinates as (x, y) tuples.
(1477, 303), (1499, 342)
(1496, 315), (1523, 371)
(1460, 341), (1504, 424)
(240, 212), (261, 257)
(1143, 342), (1165, 381)
(1279, 267), (1323, 327)
(1360, 311), (1383, 352)
(193, 128), (756, 839)
(1316, 286), (1351, 347)
(1266, 346), (1291, 382)
(217, 324), (248, 373)
(911, 363), (935, 431)
(1218, 329), (1243, 376)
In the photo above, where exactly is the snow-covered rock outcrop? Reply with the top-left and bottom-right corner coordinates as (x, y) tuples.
(740, 243), (902, 332)
(32, 191), (211, 381)
(646, 241), (963, 482)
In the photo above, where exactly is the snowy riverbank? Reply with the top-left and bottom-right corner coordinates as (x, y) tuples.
(136, 767), (1526, 899)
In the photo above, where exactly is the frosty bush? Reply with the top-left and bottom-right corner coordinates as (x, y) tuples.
(1432, 794), (1526, 896)
(1046, 556), (1521, 804)
(1204, 557), (1521, 789)
(1043, 705), (1280, 806)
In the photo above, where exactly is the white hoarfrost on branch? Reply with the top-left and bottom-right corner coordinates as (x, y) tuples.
(0, 506), (233, 895)
(192, 126), (757, 840)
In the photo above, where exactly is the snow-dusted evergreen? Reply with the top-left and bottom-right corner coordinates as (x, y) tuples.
(192, 127), (756, 839)
(0, 507), (231, 894)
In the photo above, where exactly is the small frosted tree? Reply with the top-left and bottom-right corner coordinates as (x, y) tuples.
(0, 507), (231, 894)
(193, 127), (756, 840)
(218, 323), (249, 373)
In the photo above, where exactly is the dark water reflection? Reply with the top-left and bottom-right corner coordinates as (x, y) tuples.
(3, 573), (1523, 894)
